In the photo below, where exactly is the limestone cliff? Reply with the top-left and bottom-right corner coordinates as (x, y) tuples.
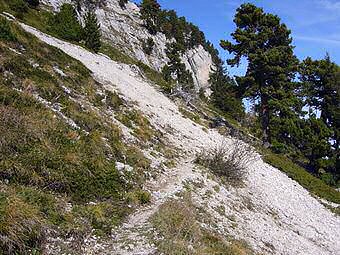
(41, 0), (214, 91)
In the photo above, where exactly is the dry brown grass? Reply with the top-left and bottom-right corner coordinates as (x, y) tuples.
(0, 192), (45, 254)
(196, 140), (258, 185)
(151, 194), (254, 255)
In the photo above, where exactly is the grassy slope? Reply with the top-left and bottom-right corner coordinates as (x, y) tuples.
(0, 1), (338, 253)
(0, 16), (156, 254)
(151, 193), (254, 255)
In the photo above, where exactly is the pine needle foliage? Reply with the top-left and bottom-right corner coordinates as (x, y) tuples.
(83, 10), (101, 53)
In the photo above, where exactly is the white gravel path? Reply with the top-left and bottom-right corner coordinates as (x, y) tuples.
(20, 23), (340, 255)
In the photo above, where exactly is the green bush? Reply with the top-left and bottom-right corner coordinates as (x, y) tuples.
(196, 141), (257, 185)
(0, 17), (16, 41)
(136, 190), (151, 204)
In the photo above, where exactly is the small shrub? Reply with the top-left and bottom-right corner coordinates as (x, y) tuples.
(73, 201), (129, 236)
(151, 196), (202, 254)
(136, 190), (151, 204)
(196, 140), (257, 185)
(0, 17), (16, 42)
(106, 90), (123, 110)
(127, 189), (151, 205)
(142, 37), (155, 55)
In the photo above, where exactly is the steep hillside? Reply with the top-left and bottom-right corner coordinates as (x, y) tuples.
(19, 18), (340, 255)
(0, 13), (172, 254)
(0, 1), (340, 255)
(41, 0), (213, 92)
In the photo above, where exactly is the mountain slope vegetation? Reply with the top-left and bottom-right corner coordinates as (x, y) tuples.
(0, 0), (339, 254)
(0, 15), (159, 254)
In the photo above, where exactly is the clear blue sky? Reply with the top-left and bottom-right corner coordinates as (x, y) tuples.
(133, 0), (340, 76)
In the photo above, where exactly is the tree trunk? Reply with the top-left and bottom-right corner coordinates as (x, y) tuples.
(261, 94), (271, 147)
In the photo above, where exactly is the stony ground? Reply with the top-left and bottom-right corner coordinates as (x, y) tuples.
(20, 23), (340, 255)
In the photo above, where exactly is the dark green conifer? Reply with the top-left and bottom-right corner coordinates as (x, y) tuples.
(119, 0), (128, 9)
(83, 10), (101, 53)
(162, 43), (194, 92)
(49, 3), (82, 42)
(9, 0), (28, 19)
(142, 37), (155, 55)
(300, 54), (339, 177)
(0, 17), (16, 41)
(209, 61), (244, 121)
(140, 0), (161, 34)
(221, 3), (299, 146)
(25, 0), (39, 8)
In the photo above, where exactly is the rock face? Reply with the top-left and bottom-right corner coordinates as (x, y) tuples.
(41, 0), (214, 91)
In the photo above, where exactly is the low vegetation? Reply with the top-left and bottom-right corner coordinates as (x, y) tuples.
(179, 106), (202, 125)
(151, 193), (254, 255)
(196, 141), (257, 185)
(116, 109), (155, 143)
(0, 19), (152, 254)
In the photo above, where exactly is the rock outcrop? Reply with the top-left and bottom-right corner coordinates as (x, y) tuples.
(41, 0), (214, 91)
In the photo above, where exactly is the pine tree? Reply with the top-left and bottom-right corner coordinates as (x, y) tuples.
(142, 37), (155, 55)
(209, 53), (244, 120)
(9, 0), (28, 19)
(300, 54), (339, 176)
(0, 17), (17, 41)
(220, 3), (299, 146)
(140, 0), (161, 34)
(83, 10), (101, 53)
(162, 42), (194, 92)
(298, 117), (332, 173)
(49, 3), (82, 42)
